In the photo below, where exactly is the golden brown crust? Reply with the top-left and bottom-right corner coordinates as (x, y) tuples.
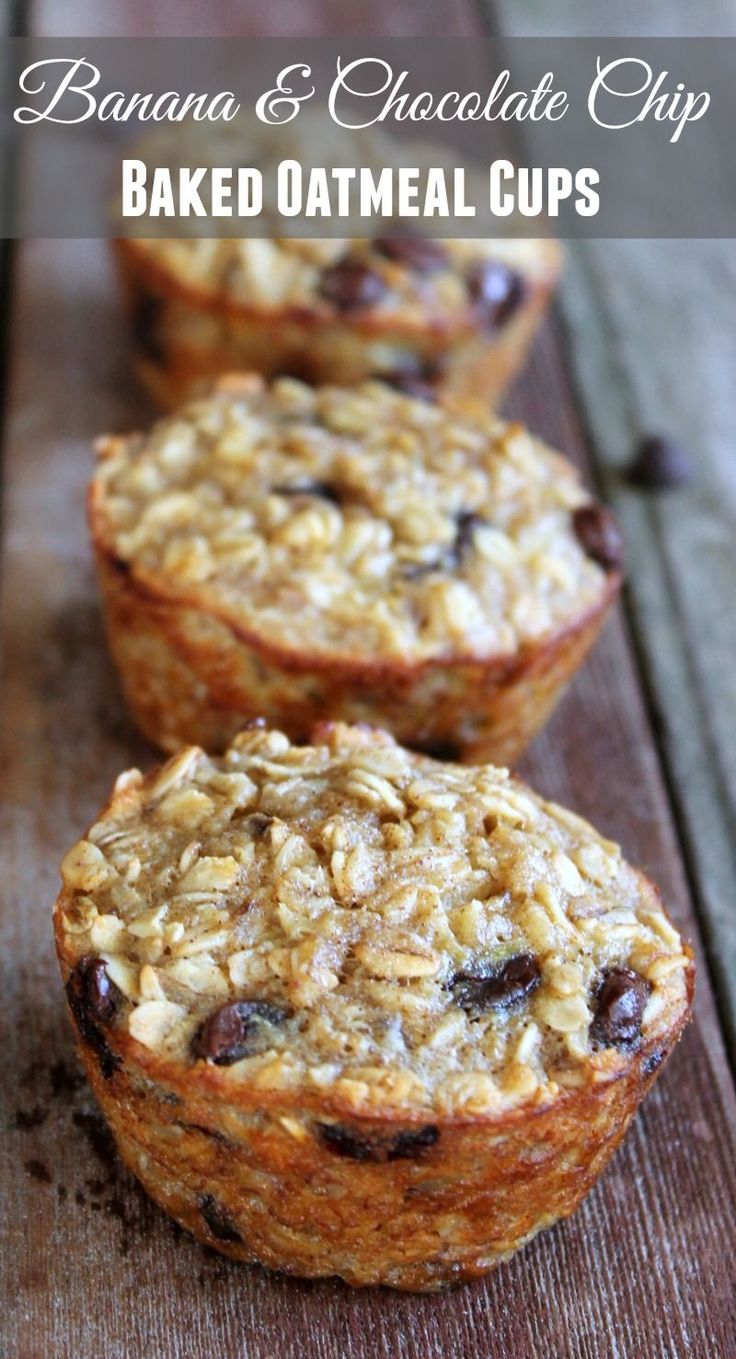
(93, 540), (619, 762)
(68, 1014), (686, 1291)
(56, 915), (693, 1292)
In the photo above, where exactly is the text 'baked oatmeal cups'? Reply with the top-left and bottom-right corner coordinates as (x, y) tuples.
(53, 724), (694, 1291)
(89, 376), (622, 764)
(115, 232), (561, 411)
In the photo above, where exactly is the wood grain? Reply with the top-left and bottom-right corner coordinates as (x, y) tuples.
(0, 3), (734, 1358)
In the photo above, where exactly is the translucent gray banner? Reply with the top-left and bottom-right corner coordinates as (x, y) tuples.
(3, 37), (734, 236)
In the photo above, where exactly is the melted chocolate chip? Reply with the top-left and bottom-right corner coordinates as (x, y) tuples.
(131, 292), (166, 363)
(374, 235), (448, 274)
(273, 478), (343, 506)
(467, 261), (525, 328)
(388, 1125), (440, 1160)
(66, 956), (123, 1080)
(572, 504), (624, 572)
(401, 508), (489, 581)
(381, 370), (438, 403)
(243, 812), (273, 837)
(198, 1194), (243, 1243)
(450, 954), (541, 1016)
(317, 1121), (439, 1162)
(452, 510), (490, 562)
(192, 1000), (291, 1066)
(319, 259), (388, 312)
(642, 1045), (667, 1076)
(591, 967), (650, 1051)
(626, 435), (693, 490)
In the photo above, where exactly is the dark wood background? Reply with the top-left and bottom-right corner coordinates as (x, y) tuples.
(1, 3), (734, 1357)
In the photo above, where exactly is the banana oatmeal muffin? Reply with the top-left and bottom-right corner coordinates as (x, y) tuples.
(89, 375), (622, 763)
(116, 232), (559, 410)
(114, 118), (560, 407)
(53, 723), (693, 1291)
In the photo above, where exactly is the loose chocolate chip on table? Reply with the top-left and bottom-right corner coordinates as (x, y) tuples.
(626, 434), (693, 490)
(317, 1121), (439, 1162)
(66, 956), (123, 1080)
(590, 966), (651, 1050)
(318, 259), (388, 311)
(374, 235), (448, 273)
(572, 504), (624, 572)
(198, 1194), (243, 1243)
(192, 1000), (291, 1066)
(466, 260), (525, 327)
(273, 478), (343, 506)
(450, 954), (541, 1016)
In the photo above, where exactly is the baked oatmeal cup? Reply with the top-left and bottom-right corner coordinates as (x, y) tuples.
(114, 123), (560, 407)
(53, 723), (694, 1290)
(89, 375), (622, 763)
(116, 232), (560, 410)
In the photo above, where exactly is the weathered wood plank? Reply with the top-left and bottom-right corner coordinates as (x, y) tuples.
(556, 241), (736, 1059)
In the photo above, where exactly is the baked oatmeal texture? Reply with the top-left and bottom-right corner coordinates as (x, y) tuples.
(54, 723), (693, 1290)
(90, 375), (621, 761)
(114, 120), (560, 405)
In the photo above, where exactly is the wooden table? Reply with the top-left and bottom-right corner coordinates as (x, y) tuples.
(1, 4), (735, 1357)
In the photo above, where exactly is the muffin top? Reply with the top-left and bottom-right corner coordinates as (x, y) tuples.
(119, 120), (558, 320)
(90, 376), (620, 664)
(56, 724), (692, 1118)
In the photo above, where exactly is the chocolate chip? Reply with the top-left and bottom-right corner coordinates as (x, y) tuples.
(626, 435), (693, 490)
(452, 510), (489, 562)
(399, 558), (443, 581)
(374, 235), (447, 274)
(591, 967), (651, 1051)
(66, 956), (123, 1080)
(388, 1125), (440, 1160)
(450, 954), (541, 1016)
(319, 259), (388, 312)
(243, 812), (273, 837)
(467, 261), (525, 328)
(381, 371), (438, 403)
(572, 504), (624, 572)
(273, 479), (343, 506)
(192, 1000), (291, 1066)
(642, 1045), (667, 1076)
(317, 1121), (439, 1162)
(399, 509), (489, 581)
(198, 1194), (242, 1243)
(131, 292), (166, 363)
